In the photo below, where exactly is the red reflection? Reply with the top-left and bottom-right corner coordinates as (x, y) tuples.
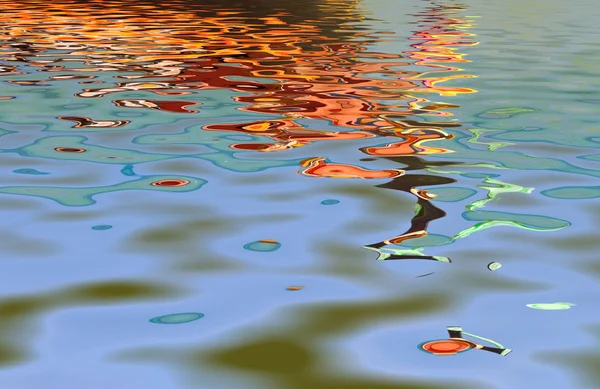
(54, 147), (86, 153)
(299, 157), (404, 179)
(151, 179), (190, 187)
(360, 129), (455, 156)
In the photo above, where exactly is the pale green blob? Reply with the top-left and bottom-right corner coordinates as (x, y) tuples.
(0, 175), (206, 206)
(430, 187), (478, 202)
(414, 203), (422, 216)
(541, 186), (600, 199)
(526, 302), (575, 310)
(488, 262), (502, 271)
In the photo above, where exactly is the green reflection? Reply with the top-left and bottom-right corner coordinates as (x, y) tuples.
(487, 262), (502, 271)
(466, 128), (513, 151)
(16, 135), (175, 164)
(526, 302), (575, 310)
(430, 187), (478, 202)
(426, 132), (600, 180)
(364, 246), (451, 263)
(462, 210), (571, 229)
(477, 107), (536, 119)
(0, 175), (206, 206)
(542, 186), (600, 199)
(466, 177), (534, 212)
(489, 127), (600, 149)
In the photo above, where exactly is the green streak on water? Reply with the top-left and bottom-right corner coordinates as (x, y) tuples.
(526, 302), (575, 310)
(466, 177), (534, 211)
(466, 128), (513, 151)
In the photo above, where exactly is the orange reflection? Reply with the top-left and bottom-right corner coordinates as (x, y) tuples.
(299, 157), (404, 179)
(0, 0), (482, 262)
(364, 3), (480, 253)
(54, 147), (86, 153)
(403, 4), (478, 96)
(360, 128), (455, 156)
(0, 0), (477, 160)
(205, 119), (377, 151)
(151, 179), (190, 187)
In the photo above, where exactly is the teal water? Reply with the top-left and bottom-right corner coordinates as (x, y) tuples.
(0, 0), (599, 388)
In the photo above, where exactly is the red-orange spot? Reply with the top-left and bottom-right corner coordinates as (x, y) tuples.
(299, 157), (403, 179)
(420, 340), (474, 355)
(151, 179), (190, 187)
(55, 147), (86, 153)
(229, 143), (271, 151)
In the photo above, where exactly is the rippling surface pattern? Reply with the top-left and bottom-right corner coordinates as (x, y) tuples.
(1, 0), (599, 388)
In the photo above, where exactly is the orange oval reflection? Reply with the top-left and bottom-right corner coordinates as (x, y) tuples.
(419, 339), (475, 355)
(299, 157), (404, 179)
(151, 179), (190, 187)
(54, 147), (86, 153)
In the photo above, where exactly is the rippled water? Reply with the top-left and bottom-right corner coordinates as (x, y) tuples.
(1, 0), (599, 388)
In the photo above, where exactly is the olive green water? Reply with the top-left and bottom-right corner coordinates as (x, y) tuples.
(0, 0), (599, 388)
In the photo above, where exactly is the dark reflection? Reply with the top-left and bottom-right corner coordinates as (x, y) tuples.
(366, 175), (455, 251)
(204, 338), (467, 389)
(0, 280), (185, 366)
(212, 338), (312, 375)
(359, 1), (478, 259)
(534, 325), (600, 388)
(57, 116), (130, 128)
(366, 156), (460, 255)
(114, 291), (484, 389)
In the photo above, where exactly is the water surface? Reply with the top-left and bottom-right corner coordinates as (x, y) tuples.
(0, 0), (599, 388)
